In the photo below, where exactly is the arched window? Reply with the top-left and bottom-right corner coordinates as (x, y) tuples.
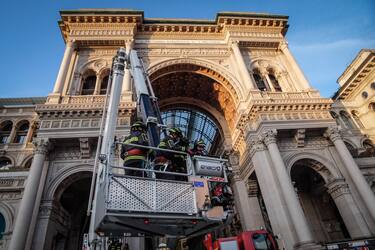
(0, 121), (12, 144)
(351, 110), (364, 129)
(369, 102), (375, 111)
(344, 141), (358, 158)
(268, 74), (282, 92)
(13, 121), (29, 143)
(24, 158), (33, 169)
(359, 139), (375, 158)
(340, 111), (356, 129)
(100, 75), (109, 95)
(363, 139), (375, 149)
(330, 111), (341, 126)
(81, 71), (96, 95)
(253, 73), (267, 91)
(0, 157), (12, 170)
(0, 213), (5, 240)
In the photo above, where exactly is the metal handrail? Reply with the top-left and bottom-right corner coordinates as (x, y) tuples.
(111, 165), (191, 176)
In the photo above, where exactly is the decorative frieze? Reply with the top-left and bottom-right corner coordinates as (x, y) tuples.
(137, 48), (231, 57)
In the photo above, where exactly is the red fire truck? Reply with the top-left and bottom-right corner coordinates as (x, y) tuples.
(203, 230), (278, 250)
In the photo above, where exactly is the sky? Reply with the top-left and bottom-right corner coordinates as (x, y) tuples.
(0, 0), (374, 98)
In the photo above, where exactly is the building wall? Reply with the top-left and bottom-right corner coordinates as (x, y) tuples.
(1, 10), (374, 250)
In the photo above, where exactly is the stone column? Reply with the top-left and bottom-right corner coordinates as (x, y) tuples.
(53, 40), (76, 94)
(250, 137), (296, 250)
(279, 41), (310, 90)
(8, 138), (50, 250)
(229, 152), (255, 231)
(6, 124), (17, 144)
(325, 126), (375, 221)
(230, 41), (256, 89)
(94, 73), (101, 95)
(262, 129), (318, 249)
(326, 179), (371, 238)
(259, 68), (273, 91)
(122, 40), (134, 94)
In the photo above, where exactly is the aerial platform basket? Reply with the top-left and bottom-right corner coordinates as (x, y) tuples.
(94, 148), (233, 237)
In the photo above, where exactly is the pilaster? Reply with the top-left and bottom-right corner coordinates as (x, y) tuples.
(325, 126), (375, 221)
(8, 138), (50, 250)
(261, 129), (319, 249)
(326, 178), (371, 238)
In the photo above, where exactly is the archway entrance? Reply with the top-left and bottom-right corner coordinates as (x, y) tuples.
(291, 160), (349, 242)
(150, 63), (238, 154)
(149, 62), (238, 246)
(51, 172), (92, 250)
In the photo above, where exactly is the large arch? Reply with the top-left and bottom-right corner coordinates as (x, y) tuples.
(0, 202), (14, 235)
(290, 160), (350, 242)
(159, 97), (232, 148)
(45, 164), (92, 200)
(148, 59), (239, 134)
(41, 168), (92, 250)
(148, 58), (243, 103)
(285, 152), (342, 182)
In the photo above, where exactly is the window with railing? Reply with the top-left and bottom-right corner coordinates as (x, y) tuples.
(13, 121), (29, 144)
(268, 74), (282, 92)
(0, 121), (12, 144)
(81, 72), (96, 95)
(253, 73), (268, 91)
(100, 75), (109, 95)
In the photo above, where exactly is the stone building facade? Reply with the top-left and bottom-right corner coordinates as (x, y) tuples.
(0, 9), (374, 250)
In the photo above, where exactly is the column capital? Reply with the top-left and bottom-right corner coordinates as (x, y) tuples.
(248, 137), (266, 157)
(230, 39), (240, 46)
(262, 129), (278, 146)
(125, 39), (134, 51)
(66, 39), (76, 48)
(324, 126), (342, 142)
(228, 150), (240, 166)
(326, 178), (350, 199)
(33, 138), (50, 155)
(279, 40), (288, 51)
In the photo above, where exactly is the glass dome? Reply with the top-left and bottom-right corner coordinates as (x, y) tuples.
(161, 109), (219, 153)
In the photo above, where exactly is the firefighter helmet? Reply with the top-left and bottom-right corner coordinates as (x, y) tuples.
(169, 127), (183, 137)
(131, 121), (147, 131)
(195, 139), (206, 148)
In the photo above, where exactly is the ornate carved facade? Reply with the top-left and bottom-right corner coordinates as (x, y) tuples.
(0, 10), (374, 250)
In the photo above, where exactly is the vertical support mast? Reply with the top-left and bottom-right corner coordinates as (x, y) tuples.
(128, 50), (163, 147)
(88, 48), (126, 248)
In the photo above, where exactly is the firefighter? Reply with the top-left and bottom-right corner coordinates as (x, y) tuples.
(188, 139), (207, 156)
(156, 127), (189, 180)
(210, 182), (234, 209)
(121, 121), (150, 177)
